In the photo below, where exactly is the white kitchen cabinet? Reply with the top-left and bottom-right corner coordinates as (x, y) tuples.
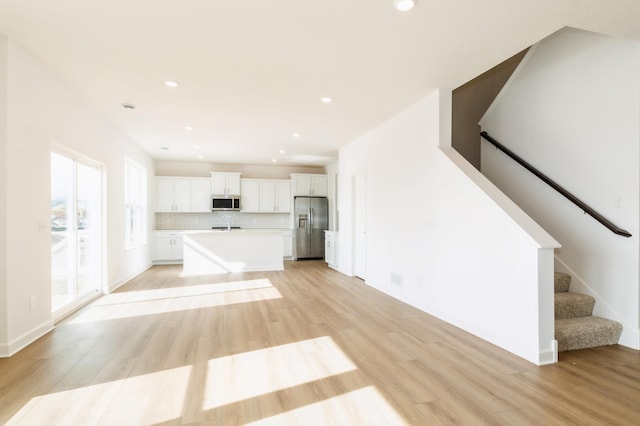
(157, 177), (191, 212)
(259, 181), (276, 212)
(211, 172), (241, 195)
(240, 180), (261, 212)
(241, 179), (291, 213)
(154, 231), (183, 261)
(190, 178), (212, 212)
(291, 174), (328, 197)
(324, 231), (338, 268)
(260, 180), (291, 212)
(283, 230), (293, 258)
(274, 180), (292, 212)
(157, 177), (211, 213)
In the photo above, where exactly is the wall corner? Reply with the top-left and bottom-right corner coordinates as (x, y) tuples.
(0, 33), (9, 351)
(438, 88), (453, 148)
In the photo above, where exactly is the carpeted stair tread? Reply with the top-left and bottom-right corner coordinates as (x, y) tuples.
(554, 272), (571, 293)
(555, 316), (623, 352)
(555, 292), (595, 319)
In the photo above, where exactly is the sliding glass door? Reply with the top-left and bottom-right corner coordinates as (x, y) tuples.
(51, 151), (102, 313)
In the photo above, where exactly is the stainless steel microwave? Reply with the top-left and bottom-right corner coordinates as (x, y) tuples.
(211, 195), (240, 211)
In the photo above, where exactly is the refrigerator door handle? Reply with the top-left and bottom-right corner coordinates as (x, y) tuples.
(308, 208), (312, 234)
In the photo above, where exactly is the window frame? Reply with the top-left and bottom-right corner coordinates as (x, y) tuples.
(124, 157), (147, 249)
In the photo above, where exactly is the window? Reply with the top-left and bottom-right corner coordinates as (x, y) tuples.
(51, 150), (103, 313)
(125, 158), (147, 248)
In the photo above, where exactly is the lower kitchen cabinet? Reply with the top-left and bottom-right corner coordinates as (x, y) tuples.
(283, 230), (293, 258)
(154, 231), (184, 262)
(155, 230), (293, 262)
(324, 231), (338, 268)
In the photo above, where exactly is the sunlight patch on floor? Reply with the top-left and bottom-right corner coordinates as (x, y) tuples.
(66, 279), (281, 324)
(246, 386), (408, 426)
(202, 336), (357, 410)
(7, 366), (192, 425)
(94, 279), (275, 305)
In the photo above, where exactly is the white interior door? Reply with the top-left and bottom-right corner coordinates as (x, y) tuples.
(354, 173), (367, 280)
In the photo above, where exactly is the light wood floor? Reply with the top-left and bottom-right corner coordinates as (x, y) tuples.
(1, 261), (638, 425)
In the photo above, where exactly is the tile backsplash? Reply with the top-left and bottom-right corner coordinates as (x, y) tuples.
(156, 212), (291, 230)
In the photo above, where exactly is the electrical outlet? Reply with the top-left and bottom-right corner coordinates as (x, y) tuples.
(390, 273), (403, 288)
(30, 296), (35, 310)
(614, 195), (622, 208)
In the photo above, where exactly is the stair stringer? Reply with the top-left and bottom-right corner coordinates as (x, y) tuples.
(554, 255), (638, 348)
(442, 147), (560, 365)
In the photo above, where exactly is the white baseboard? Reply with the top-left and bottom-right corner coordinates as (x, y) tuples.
(539, 340), (558, 365)
(618, 328), (640, 350)
(108, 262), (153, 293)
(0, 319), (55, 358)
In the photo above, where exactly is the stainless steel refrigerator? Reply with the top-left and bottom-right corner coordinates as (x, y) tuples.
(294, 196), (328, 259)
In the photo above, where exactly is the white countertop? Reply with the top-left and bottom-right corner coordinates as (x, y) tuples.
(158, 228), (291, 233)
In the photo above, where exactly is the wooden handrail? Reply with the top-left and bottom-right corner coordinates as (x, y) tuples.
(480, 131), (632, 238)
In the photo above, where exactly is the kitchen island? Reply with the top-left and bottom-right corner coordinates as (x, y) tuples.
(182, 229), (284, 275)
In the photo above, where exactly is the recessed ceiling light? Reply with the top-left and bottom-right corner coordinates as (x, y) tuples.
(198, 155), (203, 159)
(279, 149), (285, 154)
(272, 158), (277, 163)
(193, 145), (200, 150)
(165, 80), (179, 88)
(184, 126), (194, 131)
(292, 133), (301, 138)
(321, 97), (333, 103)
(122, 103), (136, 109)
(393, 0), (415, 12)
(160, 147), (169, 150)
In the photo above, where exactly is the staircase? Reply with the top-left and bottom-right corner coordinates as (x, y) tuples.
(554, 272), (623, 352)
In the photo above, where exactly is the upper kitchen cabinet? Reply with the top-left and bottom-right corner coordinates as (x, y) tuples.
(240, 180), (260, 212)
(241, 179), (291, 213)
(156, 177), (211, 213)
(261, 180), (291, 212)
(211, 172), (241, 195)
(290, 174), (328, 197)
(157, 177), (191, 212)
(190, 178), (212, 212)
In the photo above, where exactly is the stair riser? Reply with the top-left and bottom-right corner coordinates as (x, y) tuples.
(555, 293), (595, 319)
(558, 334), (621, 352)
(554, 272), (571, 293)
(555, 317), (623, 352)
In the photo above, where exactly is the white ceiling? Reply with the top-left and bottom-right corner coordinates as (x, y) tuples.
(0, 0), (638, 166)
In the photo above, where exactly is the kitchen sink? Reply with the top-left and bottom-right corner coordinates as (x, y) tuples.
(211, 226), (241, 231)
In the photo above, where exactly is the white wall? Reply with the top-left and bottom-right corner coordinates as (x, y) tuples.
(0, 34), (8, 347)
(338, 90), (559, 364)
(155, 160), (325, 179)
(480, 28), (640, 348)
(0, 38), (154, 356)
(325, 161), (338, 231)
